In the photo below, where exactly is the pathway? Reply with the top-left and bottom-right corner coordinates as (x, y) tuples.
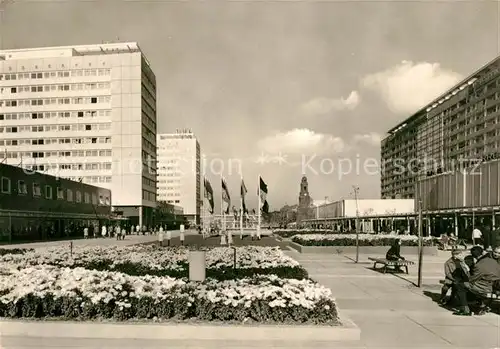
(288, 251), (500, 348)
(3, 243), (500, 348)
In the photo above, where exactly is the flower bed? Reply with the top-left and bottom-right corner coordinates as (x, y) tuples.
(0, 248), (34, 256)
(292, 234), (437, 247)
(0, 245), (308, 280)
(0, 264), (339, 324)
(274, 230), (336, 238)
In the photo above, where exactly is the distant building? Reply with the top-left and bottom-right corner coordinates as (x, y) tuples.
(0, 43), (158, 228)
(306, 198), (415, 234)
(297, 176), (315, 223)
(156, 201), (185, 230)
(0, 163), (111, 242)
(156, 130), (201, 225)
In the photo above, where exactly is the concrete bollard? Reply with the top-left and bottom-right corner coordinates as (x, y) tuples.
(189, 249), (206, 281)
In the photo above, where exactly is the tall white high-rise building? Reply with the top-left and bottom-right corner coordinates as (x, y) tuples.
(0, 43), (157, 227)
(157, 130), (201, 225)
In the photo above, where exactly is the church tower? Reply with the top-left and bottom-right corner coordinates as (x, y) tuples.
(297, 175), (312, 223)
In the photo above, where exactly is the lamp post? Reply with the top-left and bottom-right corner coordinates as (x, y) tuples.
(417, 199), (423, 288)
(352, 186), (360, 263)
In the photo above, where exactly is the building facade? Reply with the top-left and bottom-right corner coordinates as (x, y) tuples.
(157, 130), (201, 225)
(297, 176), (314, 223)
(0, 163), (111, 243)
(381, 55), (500, 200)
(0, 43), (157, 227)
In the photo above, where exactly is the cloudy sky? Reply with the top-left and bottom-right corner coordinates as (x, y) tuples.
(2, 0), (498, 210)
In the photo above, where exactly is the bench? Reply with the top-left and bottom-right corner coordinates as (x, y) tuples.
(368, 257), (414, 274)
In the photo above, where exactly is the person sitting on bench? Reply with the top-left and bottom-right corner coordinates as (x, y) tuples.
(453, 246), (500, 316)
(386, 239), (405, 272)
(440, 249), (465, 305)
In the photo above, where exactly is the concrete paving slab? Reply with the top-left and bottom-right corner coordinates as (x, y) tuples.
(476, 314), (500, 327)
(0, 336), (369, 349)
(343, 309), (412, 324)
(423, 324), (500, 348)
(356, 321), (453, 348)
(405, 311), (494, 327)
(0, 318), (360, 342)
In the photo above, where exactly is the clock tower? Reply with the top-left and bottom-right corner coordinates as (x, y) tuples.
(297, 175), (313, 223)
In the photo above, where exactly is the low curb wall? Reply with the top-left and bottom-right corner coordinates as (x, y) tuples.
(288, 241), (438, 256)
(0, 316), (361, 342)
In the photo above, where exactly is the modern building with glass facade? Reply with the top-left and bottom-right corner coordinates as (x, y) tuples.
(0, 42), (157, 227)
(381, 55), (500, 237)
(381, 55), (500, 201)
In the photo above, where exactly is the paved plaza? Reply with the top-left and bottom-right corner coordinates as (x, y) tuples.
(2, 240), (500, 348)
(0, 230), (194, 250)
(290, 251), (500, 349)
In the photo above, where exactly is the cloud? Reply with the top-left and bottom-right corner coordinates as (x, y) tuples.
(257, 128), (345, 154)
(361, 61), (463, 114)
(300, 90), (360, 116)
(352, 132), (382, 147)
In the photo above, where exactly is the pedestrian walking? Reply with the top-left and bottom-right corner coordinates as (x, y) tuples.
(220, 231), (227, 246)
(83, 227), (89, 239)
(180, 229), (185, 246)
(473, 226), (483, 246)
(166, 229), (171, 246)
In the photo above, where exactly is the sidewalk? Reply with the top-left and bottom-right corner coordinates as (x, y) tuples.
(288, 251), (500, 348)
(0, 230), (197, 250)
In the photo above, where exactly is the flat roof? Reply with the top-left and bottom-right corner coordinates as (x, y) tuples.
(0, 42), (153, 68)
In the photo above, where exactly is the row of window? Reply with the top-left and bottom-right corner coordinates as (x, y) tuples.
(52, 174), (112, 184)
(0, 69), (111, 81)
(158, 186), (180, 190)
(157, 179), (181, 184)
(1, 96), (111, 107)
(0, 137), (112, 149)
(0, 176), (110, 205)
(0, 123), (110, 134)
(164, 192), (181, 197)
(2, 149), (112, 159)
(31, 162), (113, 171)
(142, 189), (156, 202)
(142, 177), (156, 188)
(2, 82), (111, 95)
(1, 123), (110, 134)
(0, 110), (111, 121)
(165, 200), (181, 204)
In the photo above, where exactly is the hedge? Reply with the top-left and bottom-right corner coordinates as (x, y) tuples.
(291, 234), (437, 247)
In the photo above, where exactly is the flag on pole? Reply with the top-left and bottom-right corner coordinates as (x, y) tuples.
(204, 178), (215, 214)
(259, 176), (268, 213)
(240, 179), (248, 213)
(221, 178), (231, 214)
(262, 200), (269, 214)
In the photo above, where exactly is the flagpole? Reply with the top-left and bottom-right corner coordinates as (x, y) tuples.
(202, 176), (206, 237)
(240, 176), (244, 239)
(258, 174), (261, 238)
(221, 175), (225, 233)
